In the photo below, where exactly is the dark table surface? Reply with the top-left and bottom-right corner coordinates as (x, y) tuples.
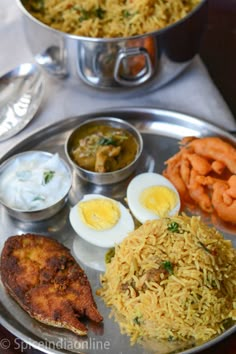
(200, 0), (236, 121)
(1, 0), (236, 353)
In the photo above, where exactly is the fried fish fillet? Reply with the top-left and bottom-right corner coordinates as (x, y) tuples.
(0, 233), (103, 335)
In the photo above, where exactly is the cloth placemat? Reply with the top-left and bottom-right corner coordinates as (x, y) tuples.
(0, 0), (236, 159)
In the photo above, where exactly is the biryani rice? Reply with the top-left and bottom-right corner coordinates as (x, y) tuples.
(98, 214), (236, 344)
(23, 0), (201, 38)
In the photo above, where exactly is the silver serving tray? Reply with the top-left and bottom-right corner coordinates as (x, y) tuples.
(0, 107), (235, 354)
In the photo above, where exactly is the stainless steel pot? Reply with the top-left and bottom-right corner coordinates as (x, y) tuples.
(17, 0), (208, 89)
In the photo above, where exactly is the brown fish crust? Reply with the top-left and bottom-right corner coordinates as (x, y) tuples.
(0, 233), (103, 335)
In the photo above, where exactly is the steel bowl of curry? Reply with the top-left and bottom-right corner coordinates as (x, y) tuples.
(65, 117), (143, 185)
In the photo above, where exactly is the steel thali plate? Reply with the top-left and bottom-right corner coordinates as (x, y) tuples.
(0, 107), (235, 354)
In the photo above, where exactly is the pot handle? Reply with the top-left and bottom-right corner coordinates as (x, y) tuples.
(114, 47), (154, 87)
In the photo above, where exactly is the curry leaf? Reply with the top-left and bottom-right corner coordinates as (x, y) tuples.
(98, 137), (117, 146)
(198, 241), (211, 254)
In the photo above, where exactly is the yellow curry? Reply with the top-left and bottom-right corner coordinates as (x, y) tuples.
(70, 125), (138, 173)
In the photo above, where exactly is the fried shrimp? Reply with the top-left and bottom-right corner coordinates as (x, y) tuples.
(188, 169), (213, 213)
(183, 152), (212, 176)
(163, 136), (236, 224)
(187, 137), (236, 174)
(212, 179), (236, 223)
(163, 152), (192, 204)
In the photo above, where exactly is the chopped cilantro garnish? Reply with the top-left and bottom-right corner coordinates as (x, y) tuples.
(77, 6), (106, 22)
(167, 221), (180, 233)
(79, 9), (90, 22)
(122, 10), (131, 18)
(168, 335), (174, 342)
(162, 261), (173, 275)
(43, 170), (55, 185)
(133, 316), (141, 325)
(95, 7), (106, 19)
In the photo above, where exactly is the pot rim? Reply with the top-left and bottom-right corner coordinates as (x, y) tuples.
(17, 0), (207, 42)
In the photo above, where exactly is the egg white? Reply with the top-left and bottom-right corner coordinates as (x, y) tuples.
(69, 194), (134, 248)
(126, 172), (181, 224)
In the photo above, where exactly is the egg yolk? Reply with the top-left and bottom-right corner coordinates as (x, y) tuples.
(140, 186), (178, 217)
(78, 198), (120, 230)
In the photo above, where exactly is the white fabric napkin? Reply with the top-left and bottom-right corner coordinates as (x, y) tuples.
(0, 0), (236, 159)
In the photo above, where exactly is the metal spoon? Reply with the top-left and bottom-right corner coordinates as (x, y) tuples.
(0, 63), (44, 142)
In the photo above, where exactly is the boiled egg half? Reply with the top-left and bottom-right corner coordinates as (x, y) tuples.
(69, 194), (134, 248)
(127, 172), (180, 224)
